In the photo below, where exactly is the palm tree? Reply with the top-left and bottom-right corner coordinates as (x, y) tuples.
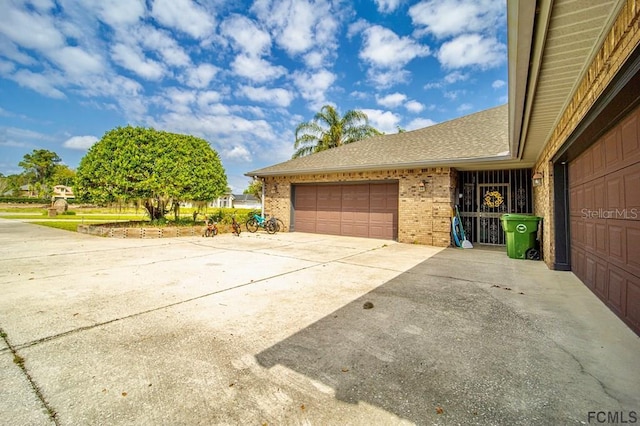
(292, 105), (382, 159)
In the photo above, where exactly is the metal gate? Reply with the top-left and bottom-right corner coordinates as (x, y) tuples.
(458, 169), (533, 245)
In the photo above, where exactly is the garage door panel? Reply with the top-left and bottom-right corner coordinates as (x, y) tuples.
(607, 265), (626, 315)
(626, 222), (640, 277)
(594, 177), (605, 209)
(595, 223), (607, 256)
(623, 162), (640, 213)
(294, 186), (317, 233)
(316, 185), (341, 234)
(607, 223), (626, 263)
(585, 221), (596, 252)
(605, 130), (622, 170)
(592, 140), (606, 176)
(606, 172), (624, 210)
(627, 280), (640, 331)
(570, 104), (640, 336)
(621, 108), (640, 162)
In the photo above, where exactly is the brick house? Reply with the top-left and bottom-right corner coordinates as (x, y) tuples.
(248, 1), (640, 334)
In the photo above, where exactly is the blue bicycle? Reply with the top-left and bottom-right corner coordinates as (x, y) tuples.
(246, 211), (277, 234)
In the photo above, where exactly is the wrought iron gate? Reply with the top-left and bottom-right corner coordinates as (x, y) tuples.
(458, 169), (533, 245)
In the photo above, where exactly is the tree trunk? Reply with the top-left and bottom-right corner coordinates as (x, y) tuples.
(144, 198), (166, 220)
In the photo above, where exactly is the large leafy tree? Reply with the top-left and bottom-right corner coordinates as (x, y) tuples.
(51, 165), (76, 186)
(18, 149), (61, 186)
(292, 105), (381, 158)
(75, 126), (227, 220)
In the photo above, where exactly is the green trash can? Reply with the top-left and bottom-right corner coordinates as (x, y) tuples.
(500, 214), (541, 259)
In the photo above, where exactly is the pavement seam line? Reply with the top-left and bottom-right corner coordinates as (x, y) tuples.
(11, 242), (387, 351)
(0, 326), (59, 425)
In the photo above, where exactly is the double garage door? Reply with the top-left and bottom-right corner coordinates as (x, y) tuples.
(569, 105), (640, 335)
(293, 182), (398, 240)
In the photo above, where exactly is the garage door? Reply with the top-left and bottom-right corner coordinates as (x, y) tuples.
(569, 105), (640, 335)
(293, 182), (398, 240)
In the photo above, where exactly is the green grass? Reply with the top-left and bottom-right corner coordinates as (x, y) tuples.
(32, 221), (82, 232)
(0, 204), (255, 233)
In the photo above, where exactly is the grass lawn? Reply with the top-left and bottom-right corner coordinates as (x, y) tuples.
(0, 204), (255, 233)
(30, 221), (86, 232)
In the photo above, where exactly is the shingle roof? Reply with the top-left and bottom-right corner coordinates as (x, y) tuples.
(247, 104), (510, 177)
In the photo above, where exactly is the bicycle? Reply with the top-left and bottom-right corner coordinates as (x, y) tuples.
(203, 215), (219, 237)
(246, 211), (277, 234)
(273, 218), (285, 233)
(231, 214), (241, 236)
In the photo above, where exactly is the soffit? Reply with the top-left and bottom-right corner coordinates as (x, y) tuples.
(514, 0), (624, 163)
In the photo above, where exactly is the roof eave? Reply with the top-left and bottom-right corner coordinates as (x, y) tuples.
(507, 0), (551, 160)
(245, 154), (517, 178)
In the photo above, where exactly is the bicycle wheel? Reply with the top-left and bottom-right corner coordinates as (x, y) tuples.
(275, 218), (285, 233)
(265, 220), (277, 234)
(246, 218), (258, 233)
(213, 226), (218, 236)
(232, 222), (241, 236)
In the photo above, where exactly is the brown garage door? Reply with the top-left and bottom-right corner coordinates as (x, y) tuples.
(293, 182), (398, 240)
(569, 105), (640, 335)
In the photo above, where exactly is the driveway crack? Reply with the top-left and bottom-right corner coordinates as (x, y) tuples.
(0, 326), (58, 425)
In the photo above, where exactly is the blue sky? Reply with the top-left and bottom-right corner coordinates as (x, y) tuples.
(0, 0), (507, 192)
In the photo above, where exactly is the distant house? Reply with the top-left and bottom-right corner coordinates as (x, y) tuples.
(231, 194), (261, 209)
(52, 185), (74, 200)
(211, 193), (261, 210)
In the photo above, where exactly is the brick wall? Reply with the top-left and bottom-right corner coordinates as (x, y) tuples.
(261, 167), (456, 246)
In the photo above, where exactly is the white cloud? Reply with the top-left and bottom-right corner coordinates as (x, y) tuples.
(0, 4), (65, 50)
(376, 92), (407, 108)
(63, 135), (98, 150)
(150, 0), (215, 39)
(406, 117), (437, 130)
(139, 26), (191, 68)
(438, 34), (506, 69)
(231, 54), (287, 83)
(457, 103), (473, 112)
(405, 100), (425, 113)
(223, 145), (252, 162)
(293, 68), (335, 110)
(444, 71), (468, 84)
(360, 25), (429, 69)
(220, 14), (272, 57)
(96, 0), (145, 26)
(361, 109), (400, 134)
(0, 38), (36, 65)
(409, 0), (505, 39)
(374, 0), (401, 13)
(197, 91), (224, 108)
(347, 19), (369, 39)
(12, 69), (65, 98)
(492, 79), (506, 89)
(111, 43), (165, 80)
(53, 46), (104, 76)
(184, 64), (219, 89)
(239, 85), (295, 107)
(251, 0), (339, 58)
(367, 68), (410, 88)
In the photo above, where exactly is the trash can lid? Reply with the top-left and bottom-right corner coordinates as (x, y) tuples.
(500, 214), (541, 220)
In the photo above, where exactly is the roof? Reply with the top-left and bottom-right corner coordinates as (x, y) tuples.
(247, 104), (510, 177)
(232, 194), (259, 202)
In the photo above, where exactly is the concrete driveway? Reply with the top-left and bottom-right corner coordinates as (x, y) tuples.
(1, 218), (638, 425)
